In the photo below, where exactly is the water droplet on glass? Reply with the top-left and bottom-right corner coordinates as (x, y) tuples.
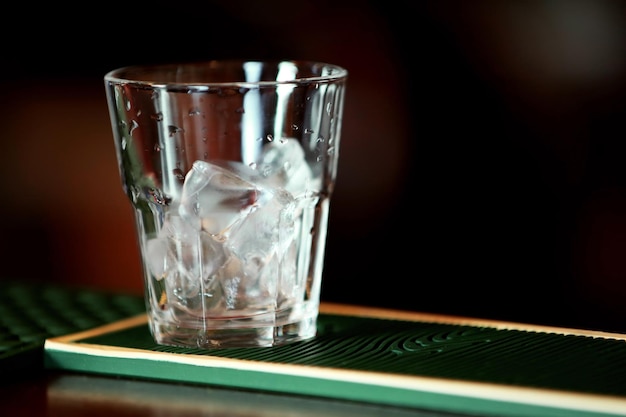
(148, 188), (168, 205)
(128, 120), (139, 135)
(168, 125), (183, 137)
(151, 112), (163, 121)
(304, 128), (314, 135)
(327, 146), (335, 155)
(326, 102), (333, 115)
(291, 124), (299, 131)
(248, 162), (257, 169)
(316, 136), (325, 143)
(173, 168), (185, 181)
(188, 107), (201, 116)
(266, 134), (274, 142)
(154, 143), (161, 152)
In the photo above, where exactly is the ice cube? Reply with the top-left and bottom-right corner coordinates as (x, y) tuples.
(145, 213), (228, 316)
(225, 187), (299, 309)
(258, 138), (318, 196)
(179, 160), (271, 241)
(208, 254), (278, 313)
(227, 187), (296, 262)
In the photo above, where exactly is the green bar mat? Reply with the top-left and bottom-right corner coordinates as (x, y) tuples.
(44, 303), (626, 417)
(0, 280), (145, 374)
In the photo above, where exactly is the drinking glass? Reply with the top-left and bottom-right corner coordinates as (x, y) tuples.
(104, 60), (348, 348)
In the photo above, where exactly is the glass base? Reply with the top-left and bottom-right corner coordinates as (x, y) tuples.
(149, 310), (318, 349)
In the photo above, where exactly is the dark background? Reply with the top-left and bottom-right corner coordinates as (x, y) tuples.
(1, 0), (626, 333)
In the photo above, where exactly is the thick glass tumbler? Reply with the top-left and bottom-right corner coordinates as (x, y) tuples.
(104, 61), (347, 348)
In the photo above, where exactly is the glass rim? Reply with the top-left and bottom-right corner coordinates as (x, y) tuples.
(104, 59), (348, 88)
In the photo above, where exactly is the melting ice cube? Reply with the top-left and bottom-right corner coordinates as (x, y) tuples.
(257, 138), (318, 196)
(179, 160), (270, 241)
(145, 213), (228, 314)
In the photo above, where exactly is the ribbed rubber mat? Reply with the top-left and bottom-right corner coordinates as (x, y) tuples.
(77, 312), (626, 398)
(0, 281), (145, 373)
(6, 280), (626, 415)
(44, 303), (626, 416)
